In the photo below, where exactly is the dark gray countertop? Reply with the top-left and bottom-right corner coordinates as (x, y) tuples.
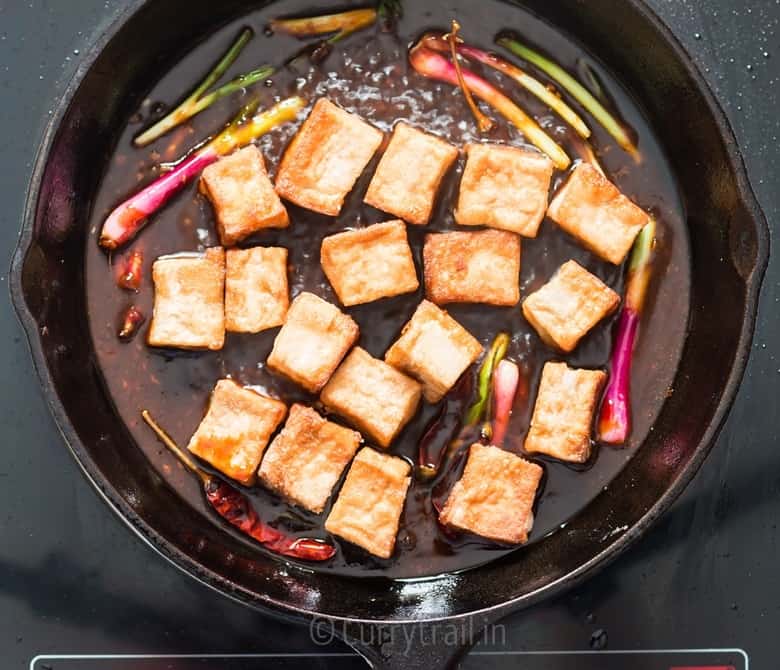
(0, 1), (778, 668)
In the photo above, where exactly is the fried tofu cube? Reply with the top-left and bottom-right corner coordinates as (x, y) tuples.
(524, 362), (606, 463)
(267, 292), (359, 393)
(325, 447), (411, 558)
(547, 162), (649, 264)
(423, 229), (521, 306)
(274, 98), (384, 216)
(384, 300), (482, 402)
(147, 248), (225, 350)
(225, 246), (289, 333)
(454, 143), (553, 237)
(364, 122), (458, 225)
(440, 444), (543, 544)
(258, 404), (361, 513)
(187, 379), (287, 485)
(199, 145), (289, 246)
(522, 260), (620, 353)
(320, 220), (419, 306)
(321, 347), (422, 448)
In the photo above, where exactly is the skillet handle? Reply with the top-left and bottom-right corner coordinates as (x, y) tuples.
(333, 612), (506, 669)
(728, 196), (768, 285)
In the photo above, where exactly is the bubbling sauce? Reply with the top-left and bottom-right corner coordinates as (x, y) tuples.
(85, 0), (690, 578)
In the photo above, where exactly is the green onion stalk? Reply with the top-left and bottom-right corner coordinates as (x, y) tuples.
(597, 220), (657, 444)
(466, 332), (511, 427)
(273, 8), (379, 64)
(417, 333), (512, 480)
(497, 34), (640, 162)
(409, 40), (570, 169)
(420, 33), (590, 139)
(271, 8), (377, 38)
(491, 359), (520, 446)
(134, 28), (274, 147)
(100, 96), (305, 250)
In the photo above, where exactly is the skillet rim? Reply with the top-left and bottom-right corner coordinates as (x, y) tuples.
(9, 0), (770, 626)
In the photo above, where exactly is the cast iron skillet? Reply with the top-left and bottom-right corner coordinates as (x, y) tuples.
(10, 0), (769, 667)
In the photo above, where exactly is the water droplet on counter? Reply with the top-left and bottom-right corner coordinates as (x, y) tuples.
(694, 33), (702, 40)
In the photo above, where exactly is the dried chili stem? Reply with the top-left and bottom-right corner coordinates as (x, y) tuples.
(422, 33), (590, 138)
(142, 410), (208, 480)
(444, 21), (494, 133)
(409, 42), (570, 168)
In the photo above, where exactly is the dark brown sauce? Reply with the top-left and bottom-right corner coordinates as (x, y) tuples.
(85, 0), (690, 579)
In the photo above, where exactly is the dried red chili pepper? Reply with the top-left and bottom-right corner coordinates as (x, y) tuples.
(118, 250), (144, 291)
(204, 479), (336, 560)
(416, 373), (473, 480)
(118, 305), (146, 341)
(141, 411), (336, 562)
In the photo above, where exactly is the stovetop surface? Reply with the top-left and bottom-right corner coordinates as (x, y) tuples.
(1, 1), (778, 668)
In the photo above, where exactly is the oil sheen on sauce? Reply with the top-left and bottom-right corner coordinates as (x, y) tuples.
(85, 0), (691, 578)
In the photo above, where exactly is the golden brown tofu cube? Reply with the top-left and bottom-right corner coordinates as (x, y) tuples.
(320, 220), (419, 307)
(423, 229), (521, 306)
(187, 379), (287, 486)
(522, 260), (620, 353)
(524, 362), (607, 463)
(225, 247), (289, 334)
(199, 145), (289, 246)
(547, 162), (649, 264)
(324, 447), (411, 559)
(440, 444), (543, 544)
(454, 143), (553, 237)
(274, 98), (384, 216)
(320, 347), (422, 448)
(364, 122), (458, 225)
(147, 248), (225, 350)
(267, 292), (359, 393)
(384, 300), (482, 403)
(258, 404), (361, 513)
